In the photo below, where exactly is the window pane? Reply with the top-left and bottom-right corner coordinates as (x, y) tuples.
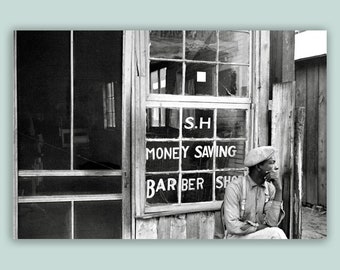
(146, 108), (179, 138)
(218, 65), (248, 97)
(74, 201), (122, 239)
(150, 61), (182, 95)
(215, 171), (244, 200)
(73, 31), (122, 170)
(146, 173), (178, 204)
(17, 31), (71, 170)
(185, 63), (216, 96)
(182, 109), (214, 138)
(186, 31), (217, 61)
(217, 109), (246, 138)
(150, 31), (183, 59)
(182, 141), (213, 171)
(146, 141), (180, 172)
(181, 172), (212, 203)
(219, 31), (250, 64)
(18, 176), (122, 196)
(18, 202), (71, 239)
(215, 141), (245, 169)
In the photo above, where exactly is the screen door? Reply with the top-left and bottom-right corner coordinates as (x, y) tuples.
(15, 31), (130, 239)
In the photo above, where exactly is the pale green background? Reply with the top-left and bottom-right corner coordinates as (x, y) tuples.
(0, 1), (337, 269)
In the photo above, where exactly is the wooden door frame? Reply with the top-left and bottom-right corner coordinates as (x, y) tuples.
(13, 30), (132, 239)
(122, 30), (132, 239)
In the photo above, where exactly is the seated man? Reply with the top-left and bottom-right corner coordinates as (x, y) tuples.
(223, 146), (287, 239)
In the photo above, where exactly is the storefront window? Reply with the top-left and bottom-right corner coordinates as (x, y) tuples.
(149, 30), (250, 97)
(150, 31), (183, 59)
(145, 107), (248, 209)
(143, 31), (252, 215)
(186, 31), (217, 61)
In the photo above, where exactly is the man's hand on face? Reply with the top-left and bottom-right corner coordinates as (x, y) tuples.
(264, 168), (282, 191)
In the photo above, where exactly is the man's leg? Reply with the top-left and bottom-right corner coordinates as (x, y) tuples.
(227, 227), (287, 239)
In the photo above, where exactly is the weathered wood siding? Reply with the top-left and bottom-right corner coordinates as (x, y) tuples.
(136, 212), (216, 239)
(295, 56), (327, 207)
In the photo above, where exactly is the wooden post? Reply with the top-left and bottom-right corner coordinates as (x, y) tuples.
(269, 31), (295, 238)
(271, 81), (295, 238)
(293, 107), (305, 239)
(254, 31), (271, 147)
(270, 31), (295, 85)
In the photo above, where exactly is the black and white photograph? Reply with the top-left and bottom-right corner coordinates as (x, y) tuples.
(13, 30), (327, 239)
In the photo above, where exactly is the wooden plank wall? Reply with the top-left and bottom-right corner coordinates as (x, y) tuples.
(136, 212), (216, 239)
(295, 56), (327, 207)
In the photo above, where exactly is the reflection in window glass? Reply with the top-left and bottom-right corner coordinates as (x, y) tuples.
(215, 171), (244, 200)
(186, 31), (217, 61)
(146, 173), (178, 204)
(219, 31), (250, 64)
(185, 63), (216, 96)
(18, 202), (71, 239)
(74, 201), (122, 239)
(73, 31), (122, 170)
(18, 176), (122, 196)
(218, 65), (248, 97)
(182, 109), (214, 138)
(17, 31), (71, 170)
(146, 108), (179, 138)
(103, 82), (116, 128)
(181, 173), (212, 203)
(146, 141), (180, 172)
(148, 107), (166, 128)
(215, 141), (245, 169)
(150, 61), (182, 95)
(217, 109), (246, 138)
(148, 30), (250, 97)
(182, 141), (213, 171)
(150, 67), (167, 94)
(150, 31), (183, 59)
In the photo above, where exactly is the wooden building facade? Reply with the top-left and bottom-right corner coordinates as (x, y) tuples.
(14, 30), (296, 239)
(295, 55), (327, 208)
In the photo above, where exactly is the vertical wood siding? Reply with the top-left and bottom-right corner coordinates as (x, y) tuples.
(295, 56), (327, 207)
(136, 212), (216, 239)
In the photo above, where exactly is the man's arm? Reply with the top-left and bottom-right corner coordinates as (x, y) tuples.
(264, 183), (285, 226)
(223, 182), (257, 235)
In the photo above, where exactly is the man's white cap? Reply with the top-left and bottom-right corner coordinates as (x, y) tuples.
(244, 146), (276, 167)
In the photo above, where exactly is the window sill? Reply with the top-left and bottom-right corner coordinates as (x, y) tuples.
(137, 201), (223, 219)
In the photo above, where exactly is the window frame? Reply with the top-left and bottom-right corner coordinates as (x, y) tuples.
(135, 30), (255, 218)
